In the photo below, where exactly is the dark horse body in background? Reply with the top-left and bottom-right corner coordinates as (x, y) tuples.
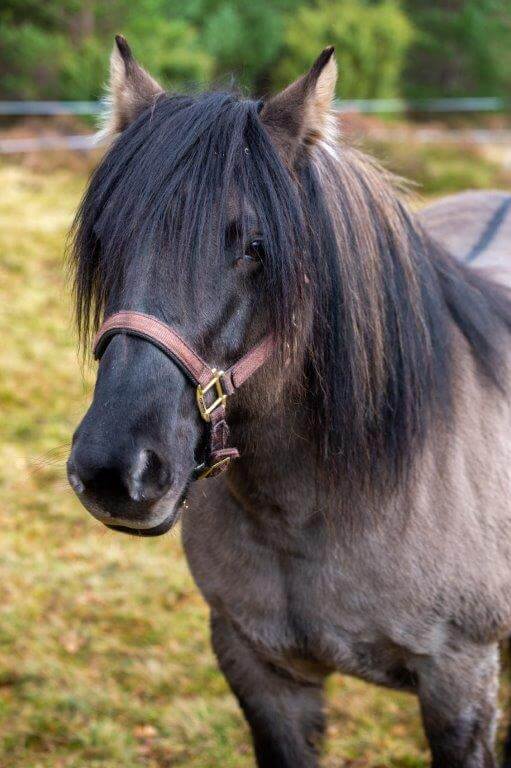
(68, 37), (511, 767)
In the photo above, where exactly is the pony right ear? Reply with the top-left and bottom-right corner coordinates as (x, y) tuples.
(260, 47), (338, 164)
(100, 35), (164, 138)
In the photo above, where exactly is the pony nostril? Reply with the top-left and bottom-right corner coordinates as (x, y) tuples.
(67, 460), (85, 495)
(126, 449), (172, 503)
(69, 472), (85, 495)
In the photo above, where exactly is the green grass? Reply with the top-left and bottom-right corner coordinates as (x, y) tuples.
(0, 156), (507, 767)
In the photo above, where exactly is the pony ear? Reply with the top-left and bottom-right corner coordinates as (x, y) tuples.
(259, 47), (338, 163)
(101, 35), (164, 138)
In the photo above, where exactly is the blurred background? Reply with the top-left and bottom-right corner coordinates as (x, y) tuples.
(0, 2), (510, 767)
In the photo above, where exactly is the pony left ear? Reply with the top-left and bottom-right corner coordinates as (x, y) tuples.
(260, 47), (338, 163)
(101, 35), (164, 139)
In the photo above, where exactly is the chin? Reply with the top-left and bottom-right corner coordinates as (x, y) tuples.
(74, 481), (190, 538)
(106, 509), (179, 537)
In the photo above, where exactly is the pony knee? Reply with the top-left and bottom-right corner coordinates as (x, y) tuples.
(416, 646), (499, 768)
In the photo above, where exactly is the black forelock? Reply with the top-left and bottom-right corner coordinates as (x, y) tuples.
(71, 90), (306, 348)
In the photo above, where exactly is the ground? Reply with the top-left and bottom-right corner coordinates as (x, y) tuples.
(0, 156), (509, 768)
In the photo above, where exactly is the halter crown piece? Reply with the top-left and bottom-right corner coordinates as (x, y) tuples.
(93, 312), (274, 479)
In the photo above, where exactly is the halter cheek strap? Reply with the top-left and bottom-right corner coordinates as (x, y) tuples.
(93, 311), (274, 479)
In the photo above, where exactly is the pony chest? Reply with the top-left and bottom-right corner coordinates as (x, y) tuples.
(191, 538), (395, 681)
(209, 566), (418, 690)
(182, 489), (425, 684)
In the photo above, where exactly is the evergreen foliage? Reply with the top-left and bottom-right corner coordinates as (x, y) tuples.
(0, 1), (509, 100)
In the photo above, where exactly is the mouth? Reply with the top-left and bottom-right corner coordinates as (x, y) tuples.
(68, 469), (192, 537)
(106, 510), (178, 537)
(106, 481), (191, 537)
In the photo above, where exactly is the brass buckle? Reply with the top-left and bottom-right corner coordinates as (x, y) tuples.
(197, 456), (231, 479)
(196, 369), (227, 422)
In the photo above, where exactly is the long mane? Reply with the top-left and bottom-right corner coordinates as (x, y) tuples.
(300, 139), (511, 490)
(71, 90), (511, 492)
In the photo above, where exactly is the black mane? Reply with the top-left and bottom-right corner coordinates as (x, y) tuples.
(71, 89), (511, 492)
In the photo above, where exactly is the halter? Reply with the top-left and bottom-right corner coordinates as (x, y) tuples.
(93, 311), (274, 479)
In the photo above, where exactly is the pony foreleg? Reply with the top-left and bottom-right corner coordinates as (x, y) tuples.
(210, 611), (326, 768)
(416, 644), (499, 768)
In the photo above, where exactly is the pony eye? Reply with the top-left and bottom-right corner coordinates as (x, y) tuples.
(243, 239), (264, 262)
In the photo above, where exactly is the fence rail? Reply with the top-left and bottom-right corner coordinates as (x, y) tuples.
(336, 97), (508, 114)
(0, 101), (102, 115)
(0, 98), (509, 154)
(0, 97), (508, 117)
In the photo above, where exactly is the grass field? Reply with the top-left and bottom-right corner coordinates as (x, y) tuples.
(0, 154), (508, 768)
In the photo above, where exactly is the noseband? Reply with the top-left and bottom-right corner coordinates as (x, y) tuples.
(93, 312), (274, 479)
